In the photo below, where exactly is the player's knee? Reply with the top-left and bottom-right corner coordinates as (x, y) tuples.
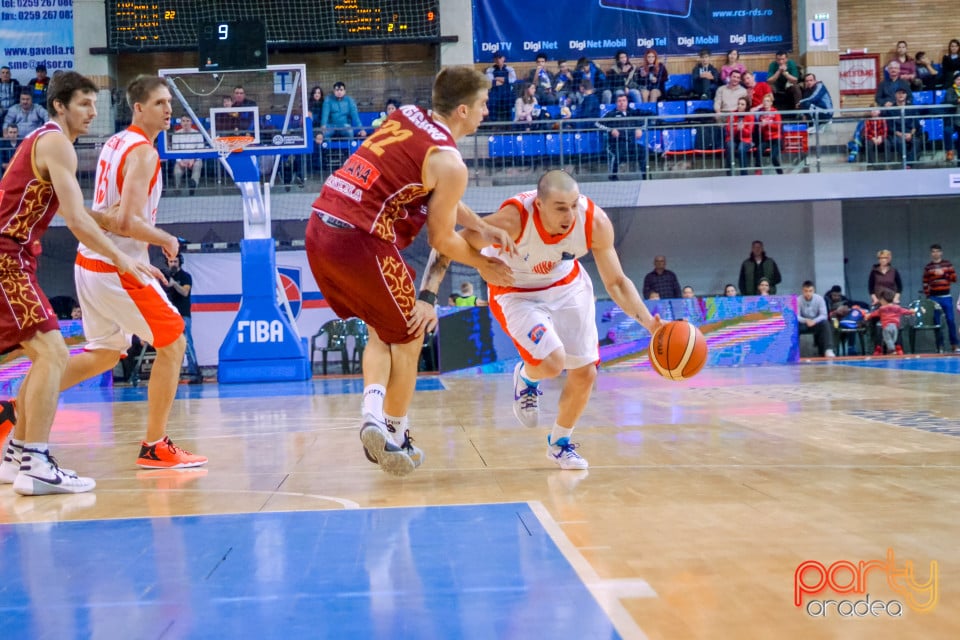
(537, 349), (566, 378)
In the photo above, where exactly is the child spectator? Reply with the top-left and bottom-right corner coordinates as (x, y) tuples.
(866, 288), (916, 355)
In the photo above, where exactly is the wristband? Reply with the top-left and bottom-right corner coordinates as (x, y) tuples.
(418, 290), (438, 305)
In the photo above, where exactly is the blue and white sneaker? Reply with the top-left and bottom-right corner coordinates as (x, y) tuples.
(360, 419), (415, 477)
(513, 361), (542, 428)
(546, 436), (589, 470)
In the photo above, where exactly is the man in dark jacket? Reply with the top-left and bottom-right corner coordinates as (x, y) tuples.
(739, 240), (782, 295)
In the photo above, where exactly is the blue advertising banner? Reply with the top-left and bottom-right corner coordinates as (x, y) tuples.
(473, 0), (792, 62)
(0, 1), (75, 81)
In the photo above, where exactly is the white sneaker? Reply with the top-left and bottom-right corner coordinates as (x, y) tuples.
(513, 362), (542, 428)
(12, 449), (95, 496)
(546, 436), (589, 470)
(0, 439), (21, 484)
(824, 349), (836, 358)
(360, 420), (415, 477)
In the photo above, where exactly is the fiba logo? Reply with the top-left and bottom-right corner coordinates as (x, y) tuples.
(278, 266), (302, 318)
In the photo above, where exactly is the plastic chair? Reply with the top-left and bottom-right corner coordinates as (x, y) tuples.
(310, 319), (349, 374)
(834, 307), (868, 355)
(344, 318), (368, 373)
(907, 299), (942, 353)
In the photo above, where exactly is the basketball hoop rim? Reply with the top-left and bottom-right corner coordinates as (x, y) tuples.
(214, 135), (256, 157)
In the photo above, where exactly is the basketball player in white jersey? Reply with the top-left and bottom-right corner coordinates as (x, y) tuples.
(71, 75), (206, 469)
(421, 170), (662, 469)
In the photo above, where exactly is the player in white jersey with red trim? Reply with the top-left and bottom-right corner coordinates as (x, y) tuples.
(72, 76), (206, 469)
(422, 170), (662, 469)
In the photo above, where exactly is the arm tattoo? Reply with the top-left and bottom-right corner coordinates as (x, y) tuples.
(420, 249), (452, 295)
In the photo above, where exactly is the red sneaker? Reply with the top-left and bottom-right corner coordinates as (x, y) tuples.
(873, 346), (883, 356)
(137, 436), (207, 469)
(0, 399), (15, 445)
(895, 345), (904, 356)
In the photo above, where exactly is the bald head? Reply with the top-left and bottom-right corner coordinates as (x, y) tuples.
(537, 170), (578, 199)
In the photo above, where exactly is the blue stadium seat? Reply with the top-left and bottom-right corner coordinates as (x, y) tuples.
(658, 101), (687, 123)
(665, 74), (693, 92)
(487, 135), (515, 158)
(515, 134), (546, 158)
(753, 71), (768, 83)
(637, 128), (661, 153)
(543, 105), (562, 119)
(635, 102), (658, 116)
(599, 103), (616, 116)
(920, 118), (944, 141)
(686, 100), (714, 114)
(912, 91), (934, 105)
(661, 128), (696, 154)
(358, 112), (379, 128)
(544, 134), (562, 156)
(574, 132), (601, 155)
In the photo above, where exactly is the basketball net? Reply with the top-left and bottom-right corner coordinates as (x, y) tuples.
(213, 135), (256, 160)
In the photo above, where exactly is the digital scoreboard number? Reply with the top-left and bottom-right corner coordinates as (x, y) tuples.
(198, 21), (267, 71)
(106, 1), (440, 51)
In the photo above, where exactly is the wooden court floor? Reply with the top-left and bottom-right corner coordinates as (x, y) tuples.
(1, 357), (958, 639)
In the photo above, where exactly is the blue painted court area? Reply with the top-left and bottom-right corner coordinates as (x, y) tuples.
(835, 356), (960, 375)
(0, 503), (620, 640)
(58, 377), (446, 405)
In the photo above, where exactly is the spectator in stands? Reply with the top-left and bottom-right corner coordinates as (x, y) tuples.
(720, 49), (747, 85)
(0, 124), (18, 173)
(642, 255), (682, 300)
(723, 96), (754, 176)
(572, 57), (606, 103)
(797, 73), (834, 125)
(638, 50), (668, 103)
(767, 51), (802, 112)
(321, 81), (365, 139)
(855, 104), (889, 164)
(453, 282), (487, 307)
(753, 93), (783, 175)
(577, 79), (602, 125)
(528, 53), (558, 105)
(605, 50), (642, 106)
(724, 284), (738, 297)
(743, 71), (771, 110)
(27, 64), (49, 107)
(172, 115), (203, 196)
(372, 99), (399, 128)
(215, 95), (243, 133)
(922, 243), (959, 352)
(875, 61), (911, 107)
(596, 94), (645, 180)
(869, 249), (902, 307)
(554, 60), (576, 105)
(485, 52), (517, 122)
(798, 281), (836, 357)
(939, 39), (960, 89)
(887, 87), (917, 165)
(890, 41), (919, 90)
(231, 85), (256, 131)
(0, 66), (21, 112)
(514, 82), (539, 130)
(739, 240), (782, 295)
(681, 286), (696, 299)
(714, 69), (747, 113)
(797, 280), (835, 358)
(691, 49), (719, 100)
(914, 52), (938, 91)
(3, 89), (48, 138)
(308, 86), (324, 125)
(757, 278), (772, 296)
(866, 288), (915, 356)
(944, 71), (960, 164)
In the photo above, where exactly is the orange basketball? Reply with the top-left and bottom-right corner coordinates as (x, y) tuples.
(648, 320), (708, 380)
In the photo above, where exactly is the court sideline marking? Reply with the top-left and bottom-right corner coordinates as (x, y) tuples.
(528, 500), (652, 640)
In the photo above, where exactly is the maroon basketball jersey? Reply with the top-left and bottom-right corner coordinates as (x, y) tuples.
(311, 105), (459, 250)
(0, 121), (62, 254)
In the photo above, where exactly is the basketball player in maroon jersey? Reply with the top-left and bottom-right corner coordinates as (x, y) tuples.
(0, 71), (159, 495)
(305, 66), (516, 477)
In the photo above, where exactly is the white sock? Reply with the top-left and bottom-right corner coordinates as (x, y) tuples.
(520, 364), (540, 386)
(23, 443), (49, 456)
(550, 424), (574, 445)
(144, 437), (165, 446)
(362, 385), (386, 422)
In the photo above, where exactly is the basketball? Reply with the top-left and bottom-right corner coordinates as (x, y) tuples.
(648, 320), (708, 380)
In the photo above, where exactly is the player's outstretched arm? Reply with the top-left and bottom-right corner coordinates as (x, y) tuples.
(425, 152), (512, 287)
(107, 145), (179, 258)
(591, 205), (663, 334)
(40, 133), (161, 285)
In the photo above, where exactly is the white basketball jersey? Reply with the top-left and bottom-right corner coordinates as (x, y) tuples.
(79, 126), (162, 264)
(483, 190), (594, 291)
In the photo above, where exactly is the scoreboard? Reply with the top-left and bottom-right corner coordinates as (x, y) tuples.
(107, 0), (440, 51)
